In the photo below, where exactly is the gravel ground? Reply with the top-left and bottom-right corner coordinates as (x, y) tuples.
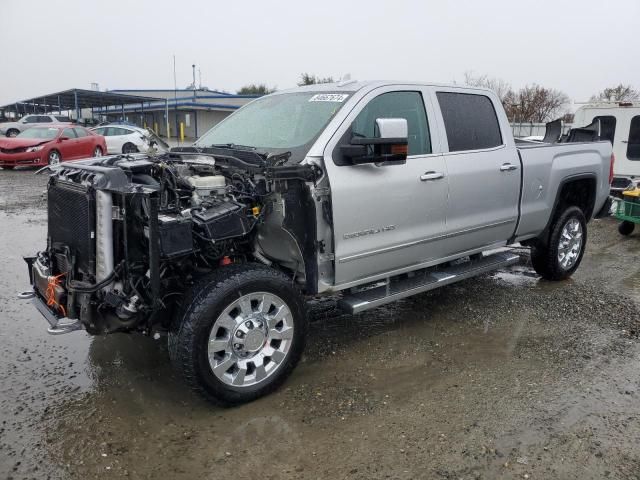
(1, 167), (639, 480)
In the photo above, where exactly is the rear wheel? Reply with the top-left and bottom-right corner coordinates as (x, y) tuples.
(531, 206), (587, 281)
(6, 129), (19, 137)
(169, 264), (307, 406)
(618, 221), (635, 236)
(48, 150), (61, 166)
(122, 143), (137, 154)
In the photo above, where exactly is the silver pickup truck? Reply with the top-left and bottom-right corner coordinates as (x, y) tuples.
(21, 81), (613, 405)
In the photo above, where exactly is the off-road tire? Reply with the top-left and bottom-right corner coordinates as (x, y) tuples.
(618, 221), (635, 236)
(531, 206), (587, 281)
(168, 264), (308, 406)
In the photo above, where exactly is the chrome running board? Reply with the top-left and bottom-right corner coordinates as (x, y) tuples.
(338, 251), (520, 314)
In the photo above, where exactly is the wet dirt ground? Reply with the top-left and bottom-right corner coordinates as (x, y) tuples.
(1, 168), (639, 480)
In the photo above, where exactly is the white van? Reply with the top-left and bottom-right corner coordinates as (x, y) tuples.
(573, 102), (640, 191)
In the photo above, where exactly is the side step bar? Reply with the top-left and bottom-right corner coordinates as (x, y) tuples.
(338, 251), (520, 314)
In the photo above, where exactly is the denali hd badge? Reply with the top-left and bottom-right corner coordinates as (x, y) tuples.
(343, 225), (396, 239)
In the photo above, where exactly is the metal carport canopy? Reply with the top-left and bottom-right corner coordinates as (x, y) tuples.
(0, 88), (164, 115)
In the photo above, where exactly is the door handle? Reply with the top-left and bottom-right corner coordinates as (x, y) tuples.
(420, 171), (445, 181)
(500, 163), (518, 172)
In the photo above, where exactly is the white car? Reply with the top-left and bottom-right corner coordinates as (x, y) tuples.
(0, 114), (73, 137)
(91, 125), (159, 154)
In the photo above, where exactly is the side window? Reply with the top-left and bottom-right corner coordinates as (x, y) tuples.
(593, 115), (616, 144)
(104, 127), (117, 136)
(37, 116), (53, 123)
(74, 128), (87, 138)
(55, 116), (70, 122)
(436, 92), (503, 152)
(351, 91), (431, 156)
(628, 116), (640, 161)
(62, 128), (77, 138)
(93, 127), (105, 135)
(22, 116), (37, 123)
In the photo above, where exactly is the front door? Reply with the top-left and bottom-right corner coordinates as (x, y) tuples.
(324, 87), (449, 286)
(432, 89), (520, 254)
(59, 127), (81, 159)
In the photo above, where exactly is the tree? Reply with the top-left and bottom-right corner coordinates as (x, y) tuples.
(236, 84), (276, 95)
(463, 71), (513, 103)
(297, 73), (334, 86)
(463, 73), (568, 122)
(506, 84), (570, 123)
(590, 84), (639, 102)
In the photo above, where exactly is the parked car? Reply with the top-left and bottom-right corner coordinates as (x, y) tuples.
(21, 81), (612, 406)
(0, 114), (73, 137)
(573, 102), (640, 192)
(91, 124), (167, 154)
(0, 125), (106, 169)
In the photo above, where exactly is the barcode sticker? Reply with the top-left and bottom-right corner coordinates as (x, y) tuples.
(309, 94), (349, 103)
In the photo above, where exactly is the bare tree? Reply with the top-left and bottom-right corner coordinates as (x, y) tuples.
(236, 84), (276, 95)
(508, 84), (570, 123)
(463, 71), (513, 103)
(590, 84), (639, 102)
(298, 73), (334, 86)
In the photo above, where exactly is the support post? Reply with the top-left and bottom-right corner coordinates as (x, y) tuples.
(165, 99), (170, 138)
(74, 90), (79, 120)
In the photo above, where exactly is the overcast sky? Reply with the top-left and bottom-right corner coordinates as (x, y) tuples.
(1, 0), (637, 107)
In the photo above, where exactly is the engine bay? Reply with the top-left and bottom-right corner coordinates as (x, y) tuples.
(29, 151), (321, 334)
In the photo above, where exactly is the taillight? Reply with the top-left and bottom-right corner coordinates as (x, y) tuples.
(609, 153), (615, 185)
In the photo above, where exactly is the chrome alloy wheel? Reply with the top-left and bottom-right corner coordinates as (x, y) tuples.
(48, 151), (60, 165)
(208, 292), (294, 387)
(557, 218), (583, 270)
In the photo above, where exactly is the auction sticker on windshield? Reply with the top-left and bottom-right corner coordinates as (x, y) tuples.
(309, 94), (349, 102)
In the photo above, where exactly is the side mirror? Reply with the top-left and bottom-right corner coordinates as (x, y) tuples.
(340, 118), (408, 165)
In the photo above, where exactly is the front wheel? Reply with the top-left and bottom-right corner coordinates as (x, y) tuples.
(48, 150), (61, 166)
(169, 264), (307, 406)
(93, 146), (103, 157)
(531, 206), (587, 281)
(6, 129), (19, 137)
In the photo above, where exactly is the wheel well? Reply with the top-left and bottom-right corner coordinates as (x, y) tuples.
(557, 177), (596, 220)
(525, 177), (596, 248)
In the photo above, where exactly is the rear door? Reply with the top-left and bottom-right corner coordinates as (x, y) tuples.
(432, 89), (520, 254)
(324, 86), (449, 286)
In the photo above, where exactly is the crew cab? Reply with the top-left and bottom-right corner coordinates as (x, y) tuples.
(20, 81), (613, 406)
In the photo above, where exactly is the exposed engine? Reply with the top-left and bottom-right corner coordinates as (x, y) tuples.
(27, 150), (320, 334)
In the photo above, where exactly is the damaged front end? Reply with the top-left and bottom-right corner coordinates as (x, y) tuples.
(22, 150), (321, 335)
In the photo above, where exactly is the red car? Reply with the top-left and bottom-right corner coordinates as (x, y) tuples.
(0, 125), (107, 169)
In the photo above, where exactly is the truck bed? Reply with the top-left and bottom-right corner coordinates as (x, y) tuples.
(514, 140), (611, 241)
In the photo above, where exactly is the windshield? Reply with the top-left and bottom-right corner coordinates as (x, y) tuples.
(194, 92), (351, 159)
(17, 127), (60, 140)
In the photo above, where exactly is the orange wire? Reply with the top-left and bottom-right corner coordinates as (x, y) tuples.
(46, 273), (67, 317)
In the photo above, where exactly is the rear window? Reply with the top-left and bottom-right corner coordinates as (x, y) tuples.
(436, 92), (503, 152)
(628, 116), (640, 161)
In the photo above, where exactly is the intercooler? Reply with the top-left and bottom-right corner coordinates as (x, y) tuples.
(47, 180), (96, 276)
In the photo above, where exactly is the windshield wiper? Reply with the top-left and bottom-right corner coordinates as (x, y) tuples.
(208, 143), (257, 151)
